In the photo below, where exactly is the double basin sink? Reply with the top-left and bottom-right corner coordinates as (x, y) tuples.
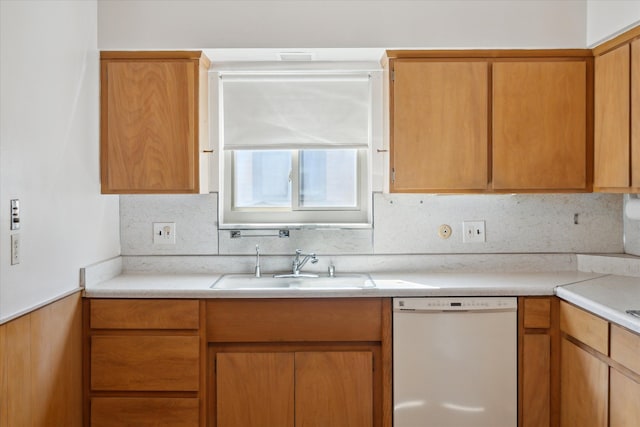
(211, 273), (376, 290)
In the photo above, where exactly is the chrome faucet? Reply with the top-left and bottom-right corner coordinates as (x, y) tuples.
(292, 249), (318, 275)
(274, 249), (319, 278)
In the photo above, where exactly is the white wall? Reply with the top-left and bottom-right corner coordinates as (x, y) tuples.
(98, 0), (587, 49)
(587, 0), (640, 46)
(0, 0), (120, 322)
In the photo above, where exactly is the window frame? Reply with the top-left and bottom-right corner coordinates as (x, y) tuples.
(216, 70), (374, 229)
(220, 148), (371, 228)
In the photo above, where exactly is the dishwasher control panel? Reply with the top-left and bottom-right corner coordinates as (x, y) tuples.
(394, 297), (517, 312)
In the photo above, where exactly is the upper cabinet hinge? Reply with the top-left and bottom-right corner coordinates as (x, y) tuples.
(392, 168), (396, 183)
(391, 70), (395, 82)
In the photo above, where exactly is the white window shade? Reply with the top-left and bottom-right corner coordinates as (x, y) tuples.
(221, 74), (371, 150)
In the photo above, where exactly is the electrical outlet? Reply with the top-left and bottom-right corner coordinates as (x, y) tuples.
(153, 222), (176, 245)
(11, 234), (20, 265)
(462, 221), (486, 243)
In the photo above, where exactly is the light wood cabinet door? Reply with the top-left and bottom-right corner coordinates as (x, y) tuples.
(493, 61), (587, 190)
(560, 338), (608, 427)
(632, 39), (640, 188)
(594, 44), (631, 189)
(100, 52), (209, 194)
(391, 60), (488, 191)
(522, 334), (551, 427)
(609, 368), (640, 427)
(295, 351), (373, 427)
(216, 353), (295, 427)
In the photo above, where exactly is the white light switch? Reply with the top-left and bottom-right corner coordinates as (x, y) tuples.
(462, 221), (486, 243)
(153, 222), (176, 245)
(11, 234), (20, 265)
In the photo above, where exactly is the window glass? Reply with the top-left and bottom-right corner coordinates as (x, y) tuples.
(300, 150), (358, 208)
(233, 151), (291, 208)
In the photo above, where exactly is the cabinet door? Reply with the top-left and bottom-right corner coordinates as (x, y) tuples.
(216, 352), (294, 427)
(391, 60), (488, 191)
(295, 351), (373, 427)
(522, 334), (551, 427)
(594, 44), (631, 189)
(493, 61), (587, 190)
(101, 60), (197, 193)
(632, 39), (640, 187)
(560, 338), (608, 427)
(610, 368), (640, 427)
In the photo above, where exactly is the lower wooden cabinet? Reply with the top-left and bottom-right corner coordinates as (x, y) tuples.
(84, 299), (204, 427)
(215, 351), (373, 427)
(560, 338), (609, 427)
(207, 298), (390, 427)
(519, 297), (557, 427)
(609, 368), (640, 427)
(559, 301), (640, 427)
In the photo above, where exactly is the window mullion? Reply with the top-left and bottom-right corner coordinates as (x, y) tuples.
(291, 150), (301, 211)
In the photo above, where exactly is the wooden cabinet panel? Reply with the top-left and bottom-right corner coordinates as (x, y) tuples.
(295, 351), (373, 427)
(216, 353), (294, 427)
(633, 39), (640, 188)
(0, 293), (82, 427)
(90, 299), (199, 330)
(560, 338), (608, 427)
(100, 51), (210, 194)
(3, 315), (31, 427)
(610, 368), (640, 427)
(493, 61), (587, 190)
(391, 60), (488, 191)
(91, 335), (199, 391)
(207, 298), (382, 342)
(560, 301), (609, 355)
(594, 44), (631, 189)
(610, 324), (640, 376)
(522, 334), (550, 427)
(91, 397), (199, 427)
(524, 298), (551, 329)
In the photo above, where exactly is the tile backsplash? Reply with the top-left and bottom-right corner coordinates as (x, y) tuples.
(120, 192), (623, 256)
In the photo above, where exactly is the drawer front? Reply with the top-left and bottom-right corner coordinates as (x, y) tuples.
(91, 397), (199, 427)
(611, 324), (640, 376)
(523, 298), (551, 329)
(207, 298), (382, 342)
(91, 335), (199, 391)
(90, 299), (199, 330)
(560, 301), (608, 354)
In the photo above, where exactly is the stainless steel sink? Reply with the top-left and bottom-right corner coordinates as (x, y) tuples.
(210, 273), (376, 290)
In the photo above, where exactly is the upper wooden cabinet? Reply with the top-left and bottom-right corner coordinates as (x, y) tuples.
(100, 51), (211, 194)
(594, 36), (640, 192)
(391, 60), (489, 192)
(385, 50), (592, 193)
(492, 60), (588, 191)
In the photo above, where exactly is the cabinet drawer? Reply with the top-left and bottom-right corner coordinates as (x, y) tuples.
(207, 298), (382, 342)
(91, 397), (199, 427)
(91, 335), (199, 391)
(611, 324), (640, 376)
(90, 299), (199, 329)
(560, 301), (609, 354)
(523, 298), (551, 329)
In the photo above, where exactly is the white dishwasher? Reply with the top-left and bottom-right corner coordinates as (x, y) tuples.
(393, 297), (517, 427)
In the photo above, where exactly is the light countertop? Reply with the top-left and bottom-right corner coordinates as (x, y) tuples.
(556, 275), (640, 334)
(83, 270), (602, 298)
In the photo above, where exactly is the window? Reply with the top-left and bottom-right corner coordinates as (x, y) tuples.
(219, 72), (372, 228)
